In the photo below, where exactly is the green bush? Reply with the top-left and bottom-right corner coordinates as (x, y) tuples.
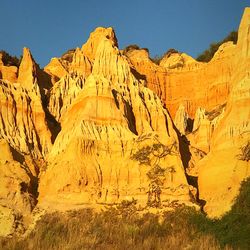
(123, 44), (149, 54)
(151, 48), (179, 65)
(190, 177), (250, 249)
(196, 31), (238, 62)
(0, 50), (21, 67)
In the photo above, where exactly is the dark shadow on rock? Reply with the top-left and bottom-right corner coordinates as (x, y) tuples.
(112, 88), (138, 135)
(111, 89), (120, 109)
(187, 174), (206, 212)
(131, 68), (146, 81)
(44, 108), (61, 143)
(124, 100), (138, 135)
(10, 146), (25, 164)
(9, 145), (40, 207)
(186, 118), (194, 133)
(164, 109), (191, 169)
(177, 133), (191, 170)
(168, 111), (207, 211)
(41, 91), (61, 144)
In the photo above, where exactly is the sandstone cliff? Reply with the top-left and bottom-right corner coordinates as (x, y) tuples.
(197, 8), (250, 217)
(0, 48), (52, 236)
(39, 31), (192, 209)
(0, 7), (249, 237)
(126, 8), (250, 217)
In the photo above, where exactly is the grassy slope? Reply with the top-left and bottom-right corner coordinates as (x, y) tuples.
(1, 177), (249, 250)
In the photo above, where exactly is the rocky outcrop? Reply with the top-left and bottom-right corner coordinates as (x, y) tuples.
(196, 8), (250, 217)
(125, 8), (250, 218)
(81, 27), (118, 62)
(0, 53), (18, 83)
(39, 33), (192, 208)
(174, 104), (189, 135)
(48, 73), (85, 121)
(18, 48), (38, 90)
(69, 48), (92, 76)
(0, 139), (37, 236)
(160, 52), (200, 69)
(0, 80), (51, 157)
(0, 49), (53, 236)
(125, 49), (168, 105)
(127, 39), (235, 120)
(44, 57), (68, 84)
(0, 8), (249, 236)
(18, 47), (52, 94)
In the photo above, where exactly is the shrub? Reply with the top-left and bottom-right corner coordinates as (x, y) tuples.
(191, 177), (250, 249)
(0, 50), (21, 67)
(0, 206), (222, 249)
(1, 178), (248, 250)
(238, 141), (250, 162)
(131, 141), (178, 207)
(196, 31), (238, 62)
(123, 44), (149, 55)
(150, 48), (179, 65)
(61, 48), (76, 62)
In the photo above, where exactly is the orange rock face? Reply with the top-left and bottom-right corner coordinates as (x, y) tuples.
(197, 8), (250, 217)
(127, 43), (235, 119)
(0, 7), (249, 236)
(39, 33), (192, 208)
(0, 53), (18, 83)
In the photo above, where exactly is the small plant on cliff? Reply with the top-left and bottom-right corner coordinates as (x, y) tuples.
(131, 139), (178, 207)
(150, 48), (179, 65)
(131, 140), (178, 166)
(123, 44), (149, 54)
(238, 141), (250, 162)
(147, 165), (167, 207)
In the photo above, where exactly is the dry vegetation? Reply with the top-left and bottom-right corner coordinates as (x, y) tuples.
(1, 177), (249, 250)
(238, 141), (250, 162)
(0, 206), (221, 250)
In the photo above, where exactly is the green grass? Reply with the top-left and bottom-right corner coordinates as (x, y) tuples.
(189, 177), (250, 249)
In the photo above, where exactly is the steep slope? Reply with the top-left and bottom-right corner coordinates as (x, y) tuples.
(127, 38), (235, 120)
(0, 53), (18, 83)
(126, 8), (250, 217)
(0, 139), (37, 236)
(39, 32), (193, 208)
(0, 8), (249, 236)
(0, 48), (52, 236)
(197, 8), (250, 217)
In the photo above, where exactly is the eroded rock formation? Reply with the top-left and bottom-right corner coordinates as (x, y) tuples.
(0, 6), (249, 237)
(39, 33), (191, 209)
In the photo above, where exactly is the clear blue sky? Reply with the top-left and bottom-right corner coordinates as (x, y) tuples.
(0, 0), (249, 67)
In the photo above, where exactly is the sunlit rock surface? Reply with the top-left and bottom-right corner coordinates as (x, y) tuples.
(0, 7), (249, 236)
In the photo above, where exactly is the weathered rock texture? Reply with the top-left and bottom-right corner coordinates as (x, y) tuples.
(0, 53), (18, 83)
(0, 6), (249, 236)
(0, 48), (52, 236)
(39, 31), (191, 209)
(193, 8), (250, 217)
(127, 8), (250, 217)
(127, 42), (234, 120)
